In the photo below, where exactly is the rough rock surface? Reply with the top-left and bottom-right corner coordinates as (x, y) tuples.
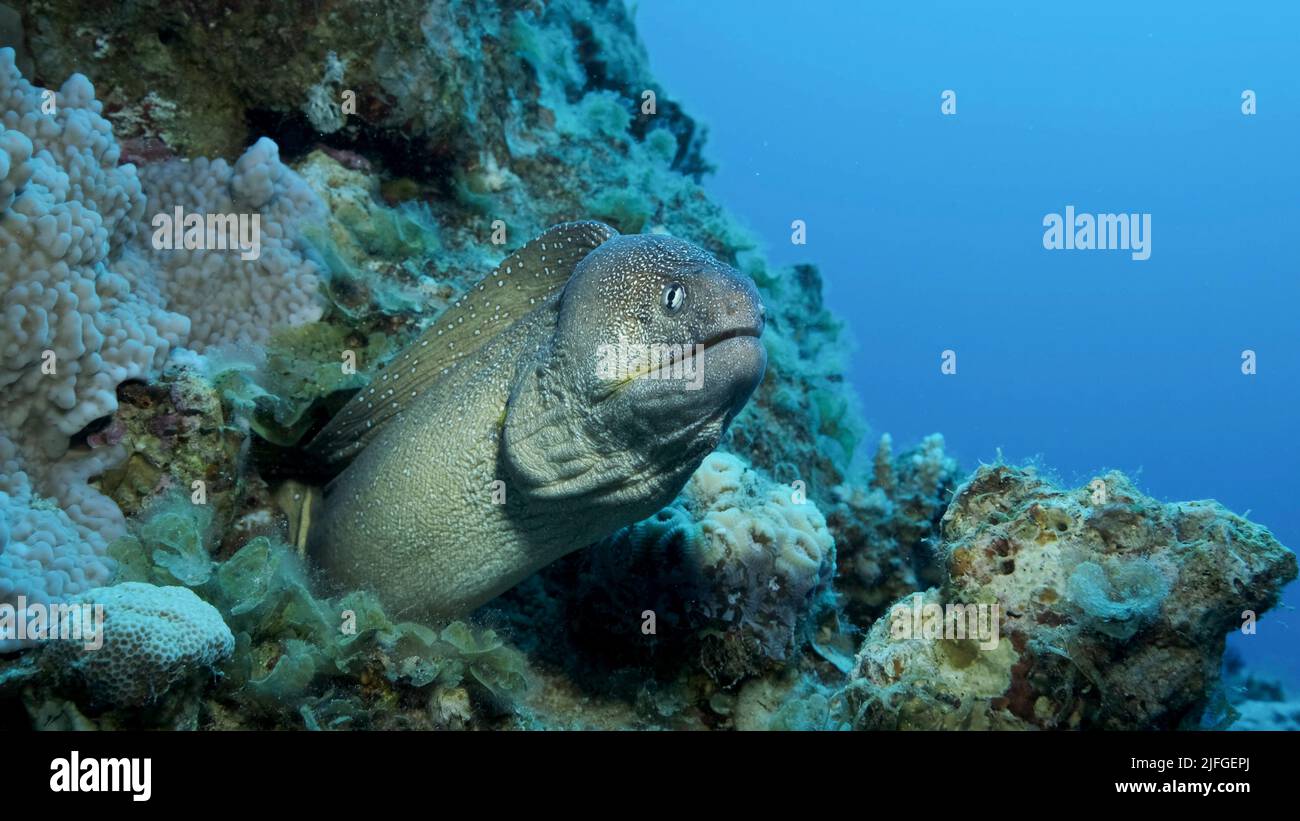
(844, 465), (1298, 730)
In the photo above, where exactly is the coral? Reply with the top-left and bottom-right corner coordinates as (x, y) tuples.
(83, 499), (532, 728)
(18, 0), (709, 171)
(842, 465), (1298, 730)
(132, 137), (326, 350)
(0, 52), (327, 634)
(92, 362), (245, 525)
(827, 433), (960, 625)
(44, 581), (234, 707)
(0, 47), (189, 457)
(0, 48), (193, 645)
(0, 433), (125, 652)
(5, 0), (1289, 736)
(553, 452), (836, 687)
(0, 449), (103, 628)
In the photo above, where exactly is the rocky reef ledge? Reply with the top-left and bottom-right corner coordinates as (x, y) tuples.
(0, 1), (1294, 730)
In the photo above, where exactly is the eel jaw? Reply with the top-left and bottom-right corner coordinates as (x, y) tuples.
(599, 323), (764, 396)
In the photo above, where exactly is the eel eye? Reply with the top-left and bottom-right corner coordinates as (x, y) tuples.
(661, 282), (687, 314)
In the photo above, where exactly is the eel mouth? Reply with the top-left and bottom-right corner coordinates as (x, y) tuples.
(700, 325), (762, 351)
(620, 324), (764, 386)
(594, 318), (765, 402)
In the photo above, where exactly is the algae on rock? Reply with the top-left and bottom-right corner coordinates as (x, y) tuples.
(843, 465), (1297, 730)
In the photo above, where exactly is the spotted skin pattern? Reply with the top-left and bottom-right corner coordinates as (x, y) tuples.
(310, 223), (767, 619)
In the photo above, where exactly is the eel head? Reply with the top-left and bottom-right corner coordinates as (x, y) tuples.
(504, 233), (767, 522)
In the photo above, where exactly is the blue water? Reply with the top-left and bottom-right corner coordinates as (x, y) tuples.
(637, 0), (1299, 689)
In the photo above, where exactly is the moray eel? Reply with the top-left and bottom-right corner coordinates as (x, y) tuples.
(308, 221), (766, 619)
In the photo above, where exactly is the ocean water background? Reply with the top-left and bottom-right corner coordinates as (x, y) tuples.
(636, 1), (1299, 689)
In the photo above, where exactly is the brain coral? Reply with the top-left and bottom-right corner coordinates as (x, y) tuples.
(46, 582), (234, 707)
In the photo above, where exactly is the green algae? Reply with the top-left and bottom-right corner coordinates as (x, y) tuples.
(106, 498), (533, 724)
(251, 322), (389, 445)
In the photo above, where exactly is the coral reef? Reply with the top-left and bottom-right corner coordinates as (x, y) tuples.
(0, 48), (326, 638)
(547, 451), (836, 687)
(828, 433), (959, 625)
(0, 0), (1293, 734)
(0, 433), (121, 651)
(842, 465), (1298, 730)
(132, 137), (326, 350)
(16, 0), (710, 174)
(0, 47), (188, 457)
(20, 500), (533, 729)
(0, 48), (183, 645)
